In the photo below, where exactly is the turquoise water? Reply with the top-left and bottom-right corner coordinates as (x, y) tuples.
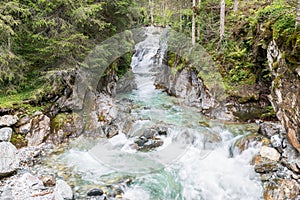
(36, 27), (263, 200)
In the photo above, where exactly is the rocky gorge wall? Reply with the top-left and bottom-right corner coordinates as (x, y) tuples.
(267, 39), (300, 153)
(154, 53), (272, 122)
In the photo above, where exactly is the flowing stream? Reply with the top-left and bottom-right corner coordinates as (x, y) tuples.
(36, 27), (263, 200)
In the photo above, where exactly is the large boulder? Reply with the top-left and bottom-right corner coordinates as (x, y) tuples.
(0, 115), (18, 127)
(0, 127), (12, 142)
(26, 114), (50, 146)
(1, 173), (53, 199)
(54, 180), (73, 200)
(258, 122), (284, 138)
(260, 146), (281, 162)
(0, 142), (19, 177)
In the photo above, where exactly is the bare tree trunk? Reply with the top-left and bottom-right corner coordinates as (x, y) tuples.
(8, 35), (11, 51)
(296, 0), (300, 27)
(149, 0), (154, 25)
(197, 0), (201, 41)
(180, 1), (183, 31)
(197, 23), (201, 41)
(219, 0), (225, 43)
(192, 0), (196, 46)
(233, 0), (238, 12)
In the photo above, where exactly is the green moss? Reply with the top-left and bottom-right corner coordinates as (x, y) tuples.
(52, 113), (69, 132)
(11, 133), (27, 149)
(238, 94), (259, 104)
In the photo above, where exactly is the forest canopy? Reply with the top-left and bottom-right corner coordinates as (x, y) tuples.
(0, 0), (299, 99)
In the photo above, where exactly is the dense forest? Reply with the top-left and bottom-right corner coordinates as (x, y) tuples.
(0, 0), (299, 111)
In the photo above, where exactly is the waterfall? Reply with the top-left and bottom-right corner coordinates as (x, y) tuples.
(35, 27), (263, 200)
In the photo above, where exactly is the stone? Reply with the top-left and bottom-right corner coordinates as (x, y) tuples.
(26, 114), (50, 146)
(0, 142), (19, 177)
(1, 173), (53, 199)
(142, 128), (157, 139)
(260, 146), (281, 162)
(135, 136), (148, 147)
(16, 115), (31, 126)
(0, 127), (12, 142)
(255, 161), (278, 173)
(137, 139), (164, 151)
(20, 173), (44, 191)
(18, 122), (31, 134)
(41, 175), (56, 187)
(154, 124), (168, 136)
(271, 134), (282, 148)
(103, 124), (119, 138)
(54, 180), (73, 200)
(264, 178), (300, 200)
(0, 115), (18, 127)
(234, 133), (268, 154)
(258, 122), (283, 138)
(261, 173), (272, 182)
(87, 188), (104, 196)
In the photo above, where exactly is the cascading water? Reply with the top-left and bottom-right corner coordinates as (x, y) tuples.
(36, 27), (263, 199)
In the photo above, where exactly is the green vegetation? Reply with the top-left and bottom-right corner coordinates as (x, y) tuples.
(1, 0), (299, 121)
(0, 0), (138, 108)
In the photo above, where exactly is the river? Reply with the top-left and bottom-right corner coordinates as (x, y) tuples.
(36, 27), (263, 200)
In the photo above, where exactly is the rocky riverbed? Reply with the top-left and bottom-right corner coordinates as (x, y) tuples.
(0, 26), (299, 200)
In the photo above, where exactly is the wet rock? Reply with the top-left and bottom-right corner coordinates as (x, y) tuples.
(0, 115), (18, 127)
(0, 142), (19, 177)
(18, 122), (31, 134)
(255, 161), (278, 173)
(264, 178), (300, 200)
(270, 134), (282, 148)
(234, 133), (269, 154)
(281, 142), (300, 174)
(137, 139), (164, 151)
(258, 122), (283, 138)
(142, 128), (157, 139)
(135, 136), (148, 147)
(54, 180), (73, 200)
(260, 146), (281, 162)
(41, 175), (56, 187)
(116, 71), (137, 94)
(26, 114), (50, 146)
(261, 173), (272, 182)
(87, 188), (104, 196)
(0, 127), (12, 142)
(103, 124), (119, 138)
(154, 124), (168, 136)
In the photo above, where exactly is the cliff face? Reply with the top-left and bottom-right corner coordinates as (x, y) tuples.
(267, 39), (300, 152)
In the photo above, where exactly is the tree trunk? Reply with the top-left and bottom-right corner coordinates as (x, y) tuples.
(296, 0), (300, 27)
(219, 0), (225, 43)
(233, 0), (238, 12)
(192, 0), (196, 46)
(197, 0), (201, 42)
(179, 0), (183, 31)
(149, 0), (154, 25)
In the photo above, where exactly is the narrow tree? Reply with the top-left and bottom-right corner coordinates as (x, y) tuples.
(192, 0), (196, 45)
(233, 0), (238, 12)
(219, 0), (225, 45)
(296, 0), (300, 27)
(197, 0), (201, 42)
(149, 0), (154, 24)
